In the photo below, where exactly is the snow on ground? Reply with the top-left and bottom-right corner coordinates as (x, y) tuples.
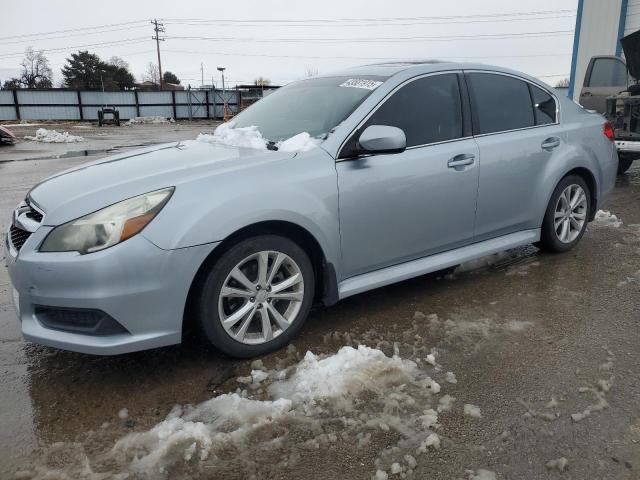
(594, 210), (623, 227)
(464, 404), (482, 418)
(19, 310), (539, 479)
(125, 116), (175, 125)
(196, 122), (320, 152)
(23, 128), (84, 143)
(467, 469), (497, 480)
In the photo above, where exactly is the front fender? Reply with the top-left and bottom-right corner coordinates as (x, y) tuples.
(142, 149), (341, 270)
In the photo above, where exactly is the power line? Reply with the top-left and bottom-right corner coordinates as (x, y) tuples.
(0, 38), (149, 59)
(163, 48), (571, 61)
(0, 20), (148, 42)
(164, 13), (576, 28)
(166, 30), (573, 44)
(0, 25), (149, 46)
(160, 9), (576, 24)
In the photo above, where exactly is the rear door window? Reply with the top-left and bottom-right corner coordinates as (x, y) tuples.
(529, 85), (556, 125)
(466, 72), (534, 134)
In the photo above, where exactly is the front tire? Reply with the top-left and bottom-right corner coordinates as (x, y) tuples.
(196, 235), (315, 358)
(538, 175), (590, 253)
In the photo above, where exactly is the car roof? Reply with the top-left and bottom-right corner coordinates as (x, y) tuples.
(323, 60), (553, 90)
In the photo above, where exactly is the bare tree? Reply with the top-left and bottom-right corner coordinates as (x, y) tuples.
(19, 47), (52, 88)
(142, 62), (160, 85)
(108, 56), (130, 70)
(305, 66), (319, 77)
(254, 77), (271, 86)
(555, 78), (570, 88)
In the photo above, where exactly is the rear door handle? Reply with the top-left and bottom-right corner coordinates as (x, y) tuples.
(541, 137), (561, 151)
(448, 153), (475, 169)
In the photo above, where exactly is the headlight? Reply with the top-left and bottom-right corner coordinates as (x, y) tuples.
(40, 187), (174, 254)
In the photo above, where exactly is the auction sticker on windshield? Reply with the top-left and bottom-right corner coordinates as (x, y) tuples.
(339, 79), (384, 90)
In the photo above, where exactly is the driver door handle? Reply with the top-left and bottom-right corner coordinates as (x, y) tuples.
(448, 153), (475, 169)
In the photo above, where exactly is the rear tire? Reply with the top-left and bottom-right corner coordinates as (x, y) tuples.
(538, 175), (591, 253)
(617, 154), (635, 174)
(195, 235), (315, 358)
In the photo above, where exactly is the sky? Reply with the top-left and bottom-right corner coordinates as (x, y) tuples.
(0, 0), (578, 89)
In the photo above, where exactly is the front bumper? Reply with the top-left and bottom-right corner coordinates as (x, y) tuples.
(4, 226), (217, 355)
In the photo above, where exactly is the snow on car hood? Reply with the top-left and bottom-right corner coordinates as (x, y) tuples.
(29, 139), (298, 226)
(196, 122), (322, 152)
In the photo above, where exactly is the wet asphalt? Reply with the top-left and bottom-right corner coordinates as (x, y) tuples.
(0, 125), (639, 479)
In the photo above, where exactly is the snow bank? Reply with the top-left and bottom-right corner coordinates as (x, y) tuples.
(594, 210), (623, 227)
(196, 122), (320, 152)
(24, 128), (84, 143)
(125, 116), (175, 125)
(113, 394), (292, 471)
(269, 345), (417, 404)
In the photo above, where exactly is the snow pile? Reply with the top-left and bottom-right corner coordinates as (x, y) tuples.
(277, 131), (321, 152)
(24, 128), (84, 143)
(594, 210), (622, 227)
(464, 404), (482, 418)
(197, 122), (268, 149)
(21, 310), (529, 479)
(196, 122), (320, 152)
(270, 345), (417, 405)
(125, 116), (175, 125)
(113, 394), (293, 470)
(546, 457), (569, 471)
(467, 469), (497, 480)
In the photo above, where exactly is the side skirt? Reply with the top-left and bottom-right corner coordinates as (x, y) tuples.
(337, 229), (541, 299)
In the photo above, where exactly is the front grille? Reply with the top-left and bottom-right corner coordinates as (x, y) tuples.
(9, 224), (31, 251)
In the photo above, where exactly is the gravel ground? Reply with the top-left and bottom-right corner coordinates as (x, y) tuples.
(0, 124), (639, 479)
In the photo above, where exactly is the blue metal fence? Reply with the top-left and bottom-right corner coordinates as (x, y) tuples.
(0, 88), (241, 121)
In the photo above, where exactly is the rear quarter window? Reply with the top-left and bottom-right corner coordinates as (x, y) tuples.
(466, 72), (535, 134)
(529, 84), (556, 125)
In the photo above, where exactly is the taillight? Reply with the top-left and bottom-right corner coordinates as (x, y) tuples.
(603, 122), (615, 142)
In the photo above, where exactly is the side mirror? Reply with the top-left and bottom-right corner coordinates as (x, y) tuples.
(358, 125), (406, 154)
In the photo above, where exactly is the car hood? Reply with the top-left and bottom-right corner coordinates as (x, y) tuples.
(622, 29), (640, 80)
(29, 140), (297, 226)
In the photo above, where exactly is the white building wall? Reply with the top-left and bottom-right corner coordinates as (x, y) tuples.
(570, 0), (624, 101)
(624, 0), (640, 35)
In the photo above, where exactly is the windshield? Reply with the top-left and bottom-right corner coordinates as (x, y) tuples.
(232, 75), (388, 142)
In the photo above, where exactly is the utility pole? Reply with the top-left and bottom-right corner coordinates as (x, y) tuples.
(151, 19), (165, 90)
(217, 67), (227, 119)
(200, 63), (204, 88)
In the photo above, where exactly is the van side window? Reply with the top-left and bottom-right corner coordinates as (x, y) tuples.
(529, 85), (556, 125)
(587, 58), (627, 87)
(466, 73), (535, 135)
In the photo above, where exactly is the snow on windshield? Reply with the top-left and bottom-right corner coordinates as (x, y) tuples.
(196, 122), (321, 152)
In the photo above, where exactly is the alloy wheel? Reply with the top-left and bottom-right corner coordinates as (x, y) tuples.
(554, 184), (587, 243)
(218, 250), (305, 345)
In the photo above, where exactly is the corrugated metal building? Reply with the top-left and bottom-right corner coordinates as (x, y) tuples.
(569, 0), (640, 101)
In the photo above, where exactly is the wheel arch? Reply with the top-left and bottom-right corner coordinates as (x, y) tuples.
(562, 166), (598, 221)
(182, 220), (339, 337)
